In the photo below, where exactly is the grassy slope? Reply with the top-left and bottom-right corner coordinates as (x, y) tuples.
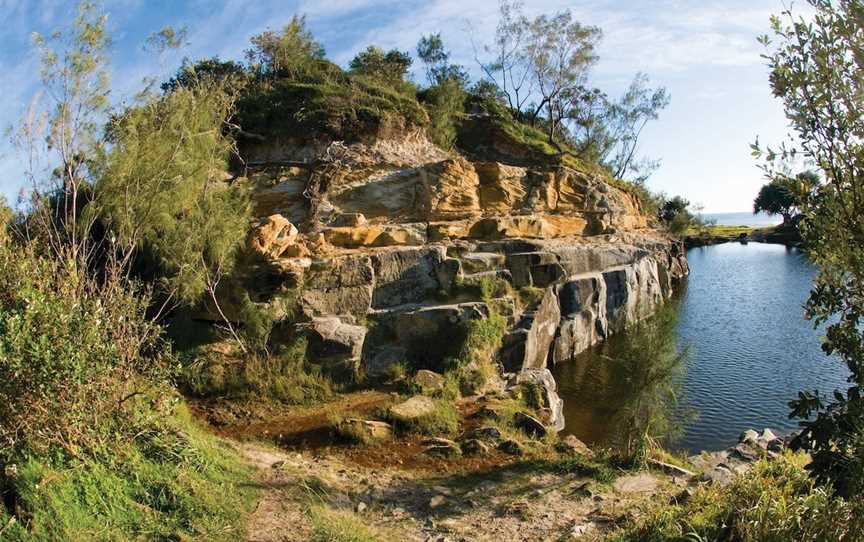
(0, 405), (256, 541)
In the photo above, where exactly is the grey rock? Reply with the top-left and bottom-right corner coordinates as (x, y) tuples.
(390, 396), (436, 422)
(414, 370), (446, 391)
(498, 439), (524, 456)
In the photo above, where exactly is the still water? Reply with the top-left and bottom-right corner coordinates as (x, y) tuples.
(553, 242), (850, 453)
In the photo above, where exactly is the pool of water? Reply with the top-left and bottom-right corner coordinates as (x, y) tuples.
(552, 242), (850, 453)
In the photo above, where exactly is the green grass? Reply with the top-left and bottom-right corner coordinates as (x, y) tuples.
(394, 398), (460, 437)
(180, 339), (333, 405)
(611, 452), (864, 542)
(308, 506), (385, 542)
(0, 404), (256, 541)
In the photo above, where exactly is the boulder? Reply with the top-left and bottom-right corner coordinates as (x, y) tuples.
(422, 437), (462, 458)
(460, 438), (491, 456)
(498, 439), (524, 456)
(304, 317), (367, 380)
(515, 368), (565, 432)
(463, 426), (502, 442)
(249, 214), (299, 259)
(414, 370), (446, 392)
(556, 435), (594, 458)
(371, 246), (450, 309)
(389, 395), (436, 423)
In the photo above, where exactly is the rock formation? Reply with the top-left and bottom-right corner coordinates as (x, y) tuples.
(227, 127), (688, 432)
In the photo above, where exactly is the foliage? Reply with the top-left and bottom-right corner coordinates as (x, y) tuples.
(613, 452), (864, 542)
(417, 33), (469, 87)
(0, 405), (255, 541)
(180, 339), (332, 405)
(161, 57), (248, 94)
(756, 0), (864, 494)
(246, 15), (325, 81)
(349, 46), (413, 86)
(599, 306), (690, 466)
(0, 238), (171, 462)
(658, 196), (700, 236)
(421, 77), (466, 150)
(97, 83), (251, 308)
(753, 171), (816, 224)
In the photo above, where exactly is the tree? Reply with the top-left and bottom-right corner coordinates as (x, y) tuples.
(475, 0), (534, 112)
(97, 83), (251, 346)
(417, 33), (468, 87)
(246, 16), (325, 81)
(753, 179), (796, 223)
(523, 10), (601, 145)
(349, 46), (412, 84)
(757, 0), (864, 495)
(19, 1), (111, 264)
(658, 196), (697, 236)
(570, 74), (670, 183)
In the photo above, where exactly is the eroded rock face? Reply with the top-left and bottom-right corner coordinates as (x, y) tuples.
(231, 134), (689, 435)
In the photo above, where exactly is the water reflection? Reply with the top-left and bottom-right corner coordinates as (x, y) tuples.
(553, 303), (691, 455)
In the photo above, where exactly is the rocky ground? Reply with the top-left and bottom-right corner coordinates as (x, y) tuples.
(196, 392), (787, 542)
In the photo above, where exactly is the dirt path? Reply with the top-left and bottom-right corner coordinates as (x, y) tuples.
(238, 440), (683, 542)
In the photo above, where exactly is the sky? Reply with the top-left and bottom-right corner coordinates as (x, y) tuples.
(0, 0), (803, 212)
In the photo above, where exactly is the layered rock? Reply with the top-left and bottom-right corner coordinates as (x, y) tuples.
(228, 131), (689, 433)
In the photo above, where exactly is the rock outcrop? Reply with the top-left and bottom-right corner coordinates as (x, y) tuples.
(226, 129), (688, 431)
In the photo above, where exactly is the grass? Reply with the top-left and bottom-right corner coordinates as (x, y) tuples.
(308, 506), (385, 542)
(180, 338), (333, 405)
(611, 452), (864, 542)
(0, 404), (256, 541)
(392, 398), (460, 437)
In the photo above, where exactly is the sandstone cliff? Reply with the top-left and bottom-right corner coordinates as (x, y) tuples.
(228, 125), (688, 399)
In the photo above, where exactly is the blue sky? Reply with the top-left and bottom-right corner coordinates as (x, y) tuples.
(0, 0), (800, 212)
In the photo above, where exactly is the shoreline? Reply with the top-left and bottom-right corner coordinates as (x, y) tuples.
(684, 224), (802, 249)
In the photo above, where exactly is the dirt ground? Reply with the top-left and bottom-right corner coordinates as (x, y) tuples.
(200, 392), (685, 542)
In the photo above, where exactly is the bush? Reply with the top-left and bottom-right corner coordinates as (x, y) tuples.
(613, 452), (864, 542)
(0, 240), (171, 462)
(394, 399), (460, 436)
(180, 338), (332, 405)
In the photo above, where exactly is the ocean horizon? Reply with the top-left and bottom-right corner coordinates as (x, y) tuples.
(699, 211), (783, 227)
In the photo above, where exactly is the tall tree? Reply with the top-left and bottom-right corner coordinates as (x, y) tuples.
(523, 10), (601, 145)
(19, 2), (111, 264)
(475, 0), (534, 112)
(757, 0), (864, 494)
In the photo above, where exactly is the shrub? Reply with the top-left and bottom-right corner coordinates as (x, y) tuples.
(613, 452), (863, 542)
(0, 240), (171, 462)
(180, 338), (332, 405)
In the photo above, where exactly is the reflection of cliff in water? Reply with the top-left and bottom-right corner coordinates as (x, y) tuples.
(552, 297), (691, 454)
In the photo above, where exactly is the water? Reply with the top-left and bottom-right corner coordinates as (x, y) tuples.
(553, 242), (850, 453)
(700, 211), (782, 227)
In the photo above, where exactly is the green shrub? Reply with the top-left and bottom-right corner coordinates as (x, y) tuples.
(181, 339), (332, 405)
(613, 452), (864, 542)
(0, 404), (254, 541)
(0, 238), (254, 540)
(0, 241), (171, 462)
